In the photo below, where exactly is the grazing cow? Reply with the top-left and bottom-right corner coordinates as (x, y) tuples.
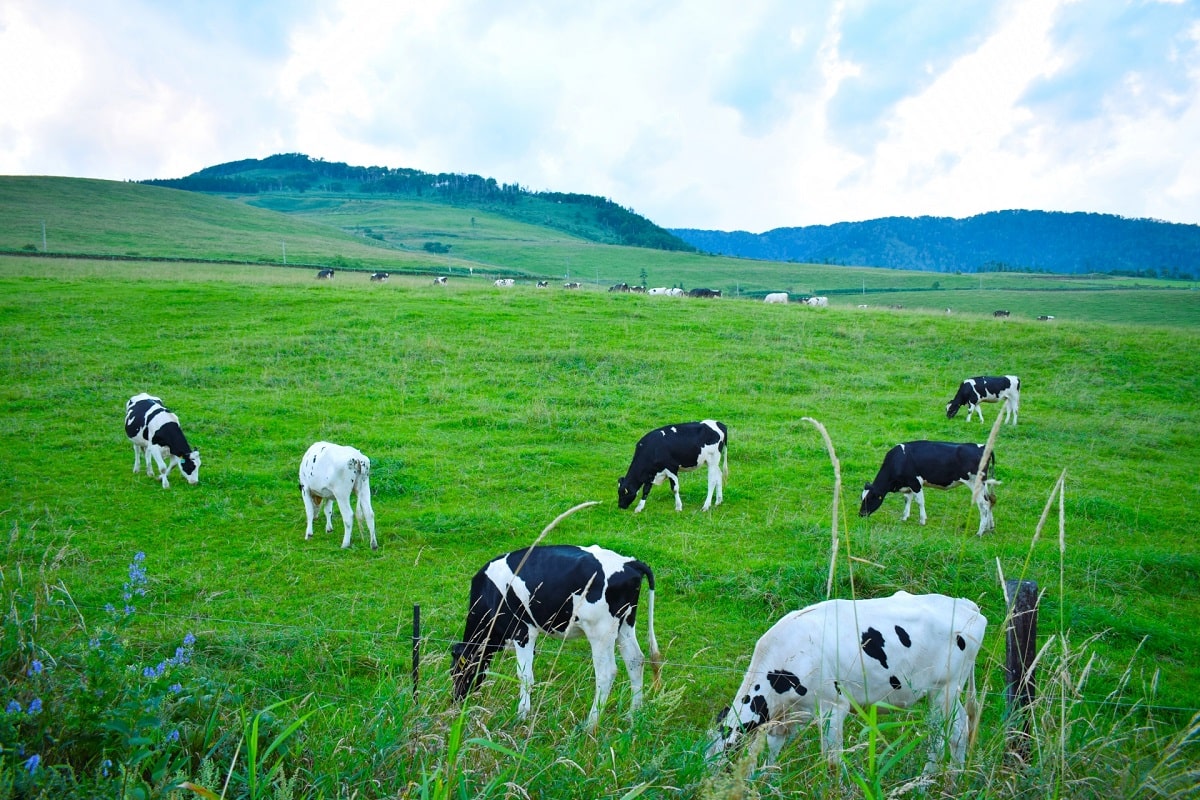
(494, 278), (515, 287)
(564, 281), (581, 289)
(666, 287), (685, 296)
(1037, 315), (1055, 321)
(370, 271), (389, 282)
(434, 276), (448, 285)
(857, 304), (869, 308)
(688, 288), (722, 298)
(993, 309), (1010, 318)
(804, 296), (829, 307)
(630, 285), (647, 293)
(764, 292), (788, 304)
(860, 441), (997, 536)
(124, 393), (201, 489)
(618, 420), (728, 513)
(609, 282), (631, 292)
(647, 287), (669, 295)
(707, 591), (986, 768)
(451, 503), (661, 727)
(536, 280), (549, 288)
(946, 375), (1021, 425)
(298, 441), (378, 549)
(316, 269), (334, 279)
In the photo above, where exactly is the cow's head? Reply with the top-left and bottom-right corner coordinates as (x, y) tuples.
(617, 476), (637, 509)
(181, 450), (201, 484)
(859, 483), (885, 516)
(945, 399), (962, 419)
(450, 641), (494, 700)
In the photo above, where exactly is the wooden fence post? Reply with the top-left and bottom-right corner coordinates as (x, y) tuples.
(412, 603), (421, 701)
(1005, 579), (1038, 760)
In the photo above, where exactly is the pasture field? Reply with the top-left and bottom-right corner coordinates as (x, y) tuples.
(1, 255), (1198, 798)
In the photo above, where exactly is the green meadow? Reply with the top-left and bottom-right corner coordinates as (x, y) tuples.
(1, 177), (1199, 798)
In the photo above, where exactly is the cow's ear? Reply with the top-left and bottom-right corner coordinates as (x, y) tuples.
(863, 483), (871, 491)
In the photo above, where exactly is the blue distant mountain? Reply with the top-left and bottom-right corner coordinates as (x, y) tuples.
(671, 211), (1200, 278)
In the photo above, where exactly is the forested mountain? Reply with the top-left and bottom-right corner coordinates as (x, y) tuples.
(142, 153), (694, 252)
(672, 211), (1200, 278)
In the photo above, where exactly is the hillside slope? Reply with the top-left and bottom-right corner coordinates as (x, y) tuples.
(673, 210), (1200, 277)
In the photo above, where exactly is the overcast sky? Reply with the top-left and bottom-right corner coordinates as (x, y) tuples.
(2, 1), (1198, 232)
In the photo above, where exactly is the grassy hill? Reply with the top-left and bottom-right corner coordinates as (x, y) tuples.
(3, 176), (1197, 327)
(1, 254), (1198, 797)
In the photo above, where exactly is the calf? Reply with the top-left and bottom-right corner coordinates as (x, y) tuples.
(860, 441), (997, 536)
(298, 441), (378, 549)
(564, 281), (581, 289)
(451, 505), (661, 727)
(316, 268), (334, 279)
(434, 276), (448, 285)
(946, 375), (1020, 425)
(708, 591), (986, 768)
(993, 309), (1010, 317)
(494, 278), (515, 287)
(804, 296), (829, 307)
(124, 393), (201, 489)
(609, 282), (630, 292)
(536, 280), (549, 288)
(618, 420), (728, 513)
(763, 292), (788, 304)
(370, 271), (389, 282)
(1037, 315), (1054, 321)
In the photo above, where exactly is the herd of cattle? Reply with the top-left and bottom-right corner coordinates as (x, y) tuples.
(122, 369), (1022, 772)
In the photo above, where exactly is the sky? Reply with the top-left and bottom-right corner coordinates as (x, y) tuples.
(2, 0), (1199, 232)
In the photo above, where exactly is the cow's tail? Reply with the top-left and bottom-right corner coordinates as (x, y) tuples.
(631, 560), (663, 687)
(965, 665), (981, 751)
(351, 458), (371, 523)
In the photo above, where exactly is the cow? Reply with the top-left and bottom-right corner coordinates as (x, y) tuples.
(298, 441), (378, 549)
(647, 287), (670, 295)
(707, 591), (986, 769)
(617, 420), (728, 513)
(666, 287), (685, 297)
(564, 281), (581, 289)
(536, 281), (549, 288)
(369, 272), (389, 282)
(946, 375), (1021, 425)
(859, 441), (997, 536)
(688, 288), (721, 298)
(494, 278), (515, 287)
(993, 309), (1010, 318)
(1037, 315), (1055, 321)
(609, 282), (631, 293)
(316, 269), (334, 279)
(124, 393), (201, 489)
(804, 296), (829, 307)
(433, 276), (448, 285)
(630, 285), (647, 293)
(451, 503), (661, 728)
(763, 292), (788, 304)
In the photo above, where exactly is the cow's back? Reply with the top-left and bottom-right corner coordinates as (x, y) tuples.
(299, 441), (369, 491)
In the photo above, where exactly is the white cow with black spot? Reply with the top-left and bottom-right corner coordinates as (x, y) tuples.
(298, 441), (378, 549)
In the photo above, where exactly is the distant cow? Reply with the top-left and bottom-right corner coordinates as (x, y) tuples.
(946, 375), (1021, 425)
(688, 288), (721, 298)
(860, 441), (997, 536)
(124, 393), (201, 489)
(647, 287), (669, 296)
(993, 309), (1010, 318)
(804, 296), (829, 307)
(763, 292), (788, 304)
(451, 503), (661, 727)
(370, 272), (389, 282)
(316, 269), (335, 280)
(666, 287), (685, 297)
(708, 591), (986, 768)
(1037, 315), (1055, 321)
(298, 441), (378, 549)
(630, 285), (647, 293)
(494, 278), (515, 287)
(609, 283), (630, 292)
(433, 276), (448, 285)
(618, 420), (728, 513)
(564, 281), (581, 289)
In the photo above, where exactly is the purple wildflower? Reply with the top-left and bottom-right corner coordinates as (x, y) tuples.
(6, 700), (21, 714)
(28, 660), (43, 676)
(28, 698), (42, 714)
(167, 729), (180, 743)
(169, 683), (183, 694)
(24, 754), (39, 774)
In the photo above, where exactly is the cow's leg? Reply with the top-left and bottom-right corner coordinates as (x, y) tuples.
(514, 629), (537, 719)
(587, 624), (621, 728)
(970, 404), (984, 423)
(925, 691), (968, 768)
(301, 489), (318, 540)
(156, 453), (176, 489)
(667, 471), (683, 511)
(355, 476), (378, 549)
(913, 488), (928, 525)
(901, 491), (914, 521)
(132, 443), (142, 474)
(702, 457), (722, 510)
(616, 621), (647, 712)
(817, 703), (849, 766)
(333, 489), (355, 548)
(975, 491), (994, 536)
(634, 484), (650, 514)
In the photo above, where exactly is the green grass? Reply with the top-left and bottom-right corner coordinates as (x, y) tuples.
(1, 255), (1198, 797)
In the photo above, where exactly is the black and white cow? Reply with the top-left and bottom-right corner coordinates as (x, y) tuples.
(609, 282), (631, 292)
(316, 268), (335, 279)
(946, 375), (1020, 425)
(298, 441), (377, 549)
(992, 309), (1010, 317)
(434, 276), (448, 285)
(617, 420), (728, 513)
(536, 280), (549, 288)
(451, 506), (661, 727)
(124, 393), (201, 489)
(707, 591), (986, 768)
(564, 281), (581, 289)
(859, 441), (997, 536)
(688, 288), (721, 298)
(369, 271), (389, 282)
